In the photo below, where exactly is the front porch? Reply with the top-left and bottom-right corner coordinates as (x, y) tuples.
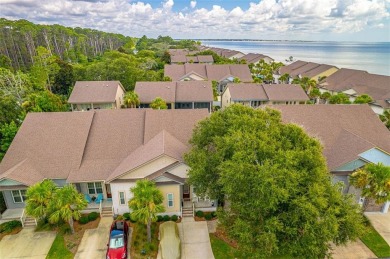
(82, 199), (113, 214)
(0, 208), (24, 224)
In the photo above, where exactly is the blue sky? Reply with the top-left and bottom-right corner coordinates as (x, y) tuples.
(0, 0), (389, 42)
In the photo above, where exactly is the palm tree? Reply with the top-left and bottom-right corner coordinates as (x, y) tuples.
(129, 180), (165, 242)
(124, 91), (140, 108)
(379, 110), (390, 130)
(350, 163), (390, 207)
(279, 73), (290, 84)
(150, 97), (168, 110)
(48, 185), (87, 234)
(25, 179), (57, 220)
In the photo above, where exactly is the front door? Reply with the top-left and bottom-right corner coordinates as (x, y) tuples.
(183, 184), (190, 201)
(105, 184), (112, 199)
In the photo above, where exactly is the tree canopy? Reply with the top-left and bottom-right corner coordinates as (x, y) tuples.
(150, 97), (168, 110)
(185, 104), (364, 258)
(329, 93), (351, 104)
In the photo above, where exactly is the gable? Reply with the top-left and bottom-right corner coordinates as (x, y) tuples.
(334, 159), (367, 172)
(359, 148), (390, 166)
(0, 178), (24, 186)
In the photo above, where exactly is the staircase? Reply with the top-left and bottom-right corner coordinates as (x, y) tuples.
(182, 207), (193, 218)
(23, 216), (37, 228)
(101, 207), (113, 218)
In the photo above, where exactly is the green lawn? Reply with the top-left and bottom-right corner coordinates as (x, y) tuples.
(46, 233), (73, 259)
(360, 225), (390, 258)
(209, 233), (243, 259)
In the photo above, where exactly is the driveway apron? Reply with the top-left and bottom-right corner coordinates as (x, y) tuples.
(178, 218), (215, 259)
(0, 228), (56, 259)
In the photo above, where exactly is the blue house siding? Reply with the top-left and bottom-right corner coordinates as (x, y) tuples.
(2, 190), (26, 209)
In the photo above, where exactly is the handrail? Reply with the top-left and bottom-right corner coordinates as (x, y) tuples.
(180, 205), (183, 218)
(192, 202), (195, 218)
(99, 199), (103, 217)
(34, 218), (37, 226)
(20, 209), (26, 227)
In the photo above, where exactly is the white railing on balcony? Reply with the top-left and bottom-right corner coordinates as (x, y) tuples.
(20, 209), (26, 227)
(99, 199), (103, 217)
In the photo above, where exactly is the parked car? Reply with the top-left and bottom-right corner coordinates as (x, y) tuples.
(106, 220), (129, 259)
(159, 221), (181, 259)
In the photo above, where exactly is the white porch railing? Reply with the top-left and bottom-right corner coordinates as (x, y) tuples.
(180, 206), (183, 218)
(99, 200), (102, 217)
(192, 202), (195, 217)
(20, 209), (26, 227)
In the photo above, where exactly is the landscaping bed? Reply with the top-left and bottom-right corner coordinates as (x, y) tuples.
(194, 210), (217, 221)
(0, 220), (23, 241)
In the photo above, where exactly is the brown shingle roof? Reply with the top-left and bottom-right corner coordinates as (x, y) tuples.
(226, 83), (268, 101)
(289, 62), (321, 77)
(197, 55), (214, 63)
(0, 109), (209, 184)
(274, 105), (390, 170)
(239, 53), (273, 64)
(279, 60), (308, 75)
(164, 64), (252, 82)
(170, 55), (187, 63)
(135, 82), (176, 103)
(304, 64), (337, 78)
(263, 84), (309, 101)
(135, 81), (213, 103)
(68, 81), (124, 104)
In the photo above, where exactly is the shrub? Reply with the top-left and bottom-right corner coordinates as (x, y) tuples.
(79, 216), (89, 224)
(205, 213), (213, 220)
(0, 220), (22, 233)
(157, 215), (164, 222)
(163, 215), (170, 221)
(59, 224), (71, 234)
(116, 215), (124, 220)
(123, 212), (131, 220)
(211, 211), (217, 218)
(171, 215), (178, 222)
(88, 212), (99, 221)
(196, 210), (204, 218)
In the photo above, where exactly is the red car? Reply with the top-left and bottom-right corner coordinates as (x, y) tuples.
(106, 220), (129, 259)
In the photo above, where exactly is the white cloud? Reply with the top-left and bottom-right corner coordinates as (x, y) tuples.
(190, 1), (196, 9)
(0, 0), (388, 41)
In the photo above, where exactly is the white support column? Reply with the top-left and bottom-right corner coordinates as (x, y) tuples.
(382, 201), (390, 213)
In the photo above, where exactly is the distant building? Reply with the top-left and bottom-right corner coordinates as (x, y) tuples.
(170, 55), (214, 64)
(135, 81), (214, 112)
(238, 53), (274, 65)
(221, 83), (309, 109)
(68, 81), (125, 111)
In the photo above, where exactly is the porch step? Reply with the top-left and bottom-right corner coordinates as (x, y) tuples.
(182, 207), (193, 218)
(101, 207), (113, 218)
(23, 216), (37, 228)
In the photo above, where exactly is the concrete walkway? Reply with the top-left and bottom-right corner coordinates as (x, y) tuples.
(75, 217), (113, 259)
(331, 240), (377, 259)
(178, 217), (215, 259)
(0, 228), (56, 259)
(365, 212), (390, 245)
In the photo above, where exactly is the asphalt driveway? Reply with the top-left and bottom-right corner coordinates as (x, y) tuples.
(178, 218), (215, 259)
(74, 217), (113, 259)
(0, 228), (56, 259)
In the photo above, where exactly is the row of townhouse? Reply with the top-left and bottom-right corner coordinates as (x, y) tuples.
(1, 105), (389, 227)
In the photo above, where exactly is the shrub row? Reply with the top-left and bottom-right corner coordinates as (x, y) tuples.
(78, 212), (99, 224)
(157, 214), (179, 222)
(0, 220), (22, 233)
(196, 210), (217, 220)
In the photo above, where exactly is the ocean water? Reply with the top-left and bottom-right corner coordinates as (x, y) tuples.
(201, 40), (390, 76)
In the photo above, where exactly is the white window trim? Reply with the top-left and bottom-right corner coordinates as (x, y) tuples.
(11, 190), (26, 203)
(167, 193), (174, 208)
(87, 182), (103, 195)
(119, 191), (126, 206)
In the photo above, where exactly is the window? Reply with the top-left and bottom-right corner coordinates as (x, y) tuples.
(12, 190), (26, 203)
(167, 193), (174, 207)
(119, 191), (126, 205)
(87, 182), (103, 195)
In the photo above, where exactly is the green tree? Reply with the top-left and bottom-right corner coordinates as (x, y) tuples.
(22, 90), (68, 112)
(30, 46), (60, 92)
(233, 77), (241, 83)
(0, 94), (24, 125)
(52, 59), (75, 96)
(329, 93), (351, 104)
(379, 110), (390, 130)
(309, 88), (321, 101)
(129, 180), (165, 242)
(25, 179), (57, 219)
(350, 163), (390, 205)
(211, 80), (218, 101)
(354, 94), (373, 104)
(321, 92), (331, 103)
(124, 91), (140, 108)
(48, 184), (87, 234)
(0, 68), (35, 104)
(0, 121), (19, 161)
(185, 105), (364, 258)
(278, 73), (290, 84)
(150, 97), (168, 110)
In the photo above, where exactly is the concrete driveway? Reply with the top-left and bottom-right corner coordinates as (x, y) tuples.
(178, 218), (215, 259)
(75, 217), (113, 259)
(0, 228), (56, 259)
(331, 240), (376, 259)
(365, 212), (390, 245)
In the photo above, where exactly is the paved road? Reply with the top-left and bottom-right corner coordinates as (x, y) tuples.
(365, 212), (390, 245)
(0, 228), (56, 259)
(178, 218), (215, 259)
(75, 217), (113, 259)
